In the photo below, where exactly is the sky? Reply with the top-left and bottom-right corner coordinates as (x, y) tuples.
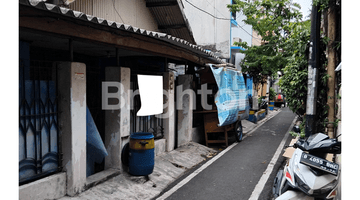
(292, 0), (312, 21)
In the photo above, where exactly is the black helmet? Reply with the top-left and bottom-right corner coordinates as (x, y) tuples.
(292, 125), (300, 133)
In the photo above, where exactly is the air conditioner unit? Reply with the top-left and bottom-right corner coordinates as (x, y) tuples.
(233, 37), (242, 44)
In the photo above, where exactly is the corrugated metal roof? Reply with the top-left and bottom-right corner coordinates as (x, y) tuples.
(145, 0), (195, 44)
(20, 0), (224, 64)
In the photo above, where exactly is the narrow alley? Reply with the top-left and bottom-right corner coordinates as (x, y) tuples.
(155, 107), (296, 200)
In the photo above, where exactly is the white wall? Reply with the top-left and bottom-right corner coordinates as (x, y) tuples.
(231, 12), (253, 46)
(234, 53), (245, 71)
(230, 1), (253, 71)
(183, 0), (231, 59)
(70, 0), (159, 32)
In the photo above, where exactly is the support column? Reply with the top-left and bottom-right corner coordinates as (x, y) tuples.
(57, 62), (87, 196)
(161, 72), (175, 152)
(305, 5), (321, 137)
(103, 67), (131, 171)
(326, 6), (336, 138)
(177, 75), (194, 147)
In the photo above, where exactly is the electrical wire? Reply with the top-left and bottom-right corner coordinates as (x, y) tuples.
(235, 23), (263, 42)
(112, 0), (124, 23)
(184, 0), (231, 20)
(204, 0), (229, 19)
(184, 0), (263, 42)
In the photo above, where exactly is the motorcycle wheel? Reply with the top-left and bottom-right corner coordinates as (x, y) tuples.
(121, 143), (130, 166)
(235, 120), (243, 142)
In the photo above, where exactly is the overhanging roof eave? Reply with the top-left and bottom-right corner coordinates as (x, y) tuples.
(19, 0), (224, 65)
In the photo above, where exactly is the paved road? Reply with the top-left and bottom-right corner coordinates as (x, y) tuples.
(155, 107), (296, 200)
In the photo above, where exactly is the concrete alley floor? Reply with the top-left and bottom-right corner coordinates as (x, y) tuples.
(58, 108), (283, 200)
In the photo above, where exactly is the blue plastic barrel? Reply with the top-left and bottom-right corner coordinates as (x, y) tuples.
(129, 132), (155, 176)
(269, 101), (274, 111)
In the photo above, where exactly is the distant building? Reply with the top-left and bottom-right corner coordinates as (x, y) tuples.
(182, 0), (231, 60)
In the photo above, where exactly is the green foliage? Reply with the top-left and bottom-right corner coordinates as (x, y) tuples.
(278, 20), (311, 116)
(313, 0), (330, 11)
(336, 93), (341, 100)
(278, 18), (329, 133)
(323, 118), (341, 130)
(229, 0), (339, 134)
(290, 118), (306, 138)
(289, 131), (298, 137)
(228, 0), (303, 85)
(299, 118), (306, 138)
(269, 87), (276, 101)
(289, 130), (305, 138)
(314, 37), (330, 133)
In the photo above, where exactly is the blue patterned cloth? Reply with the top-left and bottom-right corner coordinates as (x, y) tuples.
(209, 65), (247, 126)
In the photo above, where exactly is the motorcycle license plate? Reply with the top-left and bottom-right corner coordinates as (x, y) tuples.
(300, 152), (339, 176)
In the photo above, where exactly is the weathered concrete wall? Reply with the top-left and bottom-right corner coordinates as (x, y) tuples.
(57, 62), (87, 196)
(104, 67), (131, 172)
(183, 0), (230, 58)
(70, 0), (158, 32)
(154, 139), (166, 156)
(234, 53), (245, 71)
(177, 75), (194, 147)
(160, 72), (175, 152)
(19, 172), (66, 200)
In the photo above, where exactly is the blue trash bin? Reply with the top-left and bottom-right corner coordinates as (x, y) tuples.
(269, 101), (274, 111)
(129, 132), (155, 176)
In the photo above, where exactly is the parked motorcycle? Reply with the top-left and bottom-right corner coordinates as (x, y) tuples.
(273, 126), (341, 200)
(259, 98), (268, 115)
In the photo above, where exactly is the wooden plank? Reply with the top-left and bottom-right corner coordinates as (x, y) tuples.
(207, 140), (227, 143)
(193, 110), (217, 114)
(203, 111), (233, 147)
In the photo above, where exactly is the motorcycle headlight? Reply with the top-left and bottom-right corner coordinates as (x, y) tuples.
(312, 179), (338, 196)
(294, 174), (310, 194)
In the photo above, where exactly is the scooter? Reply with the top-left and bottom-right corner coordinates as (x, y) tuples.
(273, 126), (341, 200)
(259, 98), (268, 115)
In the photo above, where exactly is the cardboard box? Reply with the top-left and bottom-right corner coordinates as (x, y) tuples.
(282, 138), (298, 159)
(282, 139), (335, 162)
(326, 154), (334, 162)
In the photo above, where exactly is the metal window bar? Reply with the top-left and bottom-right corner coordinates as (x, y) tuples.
(130, 75), (164, 139)
(19, 60), (60, 185)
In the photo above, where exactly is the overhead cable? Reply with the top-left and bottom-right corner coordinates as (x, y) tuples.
(184, 0), (231, 20)
(184, 0), (263, 42)
(112, 0), (124, 23)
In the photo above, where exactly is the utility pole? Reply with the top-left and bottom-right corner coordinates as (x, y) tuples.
(326, 4), (336, 139)
(305, 4), (321, 137)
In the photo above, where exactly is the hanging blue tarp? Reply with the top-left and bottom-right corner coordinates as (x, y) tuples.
(246, 75), (253, 98)
(209, 65), (247, 126)
(86, 107), (108, 177)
